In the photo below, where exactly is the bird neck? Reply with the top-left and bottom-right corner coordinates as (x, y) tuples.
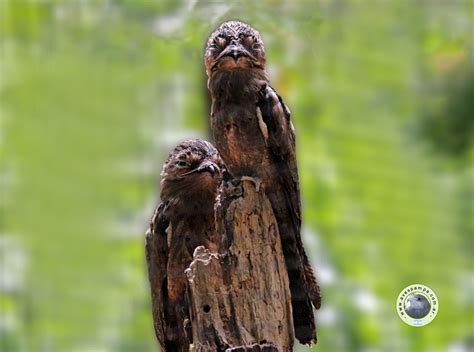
(208, 68), (269, 101)
(161, 180), (217, 216)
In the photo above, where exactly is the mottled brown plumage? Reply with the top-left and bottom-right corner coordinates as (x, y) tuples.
(145, 139), (222, 352)
(205, 21), (321, 345)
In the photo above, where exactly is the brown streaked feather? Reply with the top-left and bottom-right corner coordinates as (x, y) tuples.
(258, 84), (321, 343)
(261, 85), (322, 310)
(302, 251), (322, 310)
(146, 202), (169, 351)
(208, 72), (320, 344)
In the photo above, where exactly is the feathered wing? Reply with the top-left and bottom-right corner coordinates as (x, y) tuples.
(257, 84), (321, 343)
(145, 202), (169, 351)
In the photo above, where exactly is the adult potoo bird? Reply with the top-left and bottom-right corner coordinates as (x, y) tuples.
(205, 21), (321, 345)
(145, 139), (222, 352)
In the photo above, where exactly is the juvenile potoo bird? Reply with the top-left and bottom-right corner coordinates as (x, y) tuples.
(145, 139), (222, 352)
(205, 21), (321, 345)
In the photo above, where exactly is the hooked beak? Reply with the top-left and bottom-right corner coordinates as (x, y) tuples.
(197, 161), (220, 176)
(217, 44), (250, 62)
(181, 161), (220, 177)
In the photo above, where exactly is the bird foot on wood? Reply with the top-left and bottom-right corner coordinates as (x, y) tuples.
(222, 178), (244, 198)
(240, 176), (262, 192)
(221, 176), (262, 198)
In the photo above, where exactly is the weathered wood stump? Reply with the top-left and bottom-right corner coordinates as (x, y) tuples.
(185, 179), (294, 352)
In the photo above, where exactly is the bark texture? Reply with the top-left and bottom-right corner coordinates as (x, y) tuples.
(185, 179), (294, 352)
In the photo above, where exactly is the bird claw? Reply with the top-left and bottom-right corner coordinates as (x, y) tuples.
(240, 176), (262, 192)
(221, 176), (262, 197)
(222, 179), (243, 198)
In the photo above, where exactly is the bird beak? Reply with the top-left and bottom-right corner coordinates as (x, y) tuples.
(180, 162), (220, 177)
(196, 161), (220, 176)
(217, 44), (250, 62)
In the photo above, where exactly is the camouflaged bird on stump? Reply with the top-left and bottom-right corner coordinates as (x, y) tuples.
(204, 21), (321, 344)
(146, 21), (321, 352)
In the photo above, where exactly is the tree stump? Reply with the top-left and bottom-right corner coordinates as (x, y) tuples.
(185, 179), (295, 352)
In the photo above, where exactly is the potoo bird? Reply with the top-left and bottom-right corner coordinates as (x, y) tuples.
(145, 139), (222, 352)
(205, 21), (321, 344)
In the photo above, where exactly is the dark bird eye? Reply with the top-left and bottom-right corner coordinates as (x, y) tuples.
(215, 37), (227, 48)
(252, 43), (261, 49)
(176, 160), (189, 167)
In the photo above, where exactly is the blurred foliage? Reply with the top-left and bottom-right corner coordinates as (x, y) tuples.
(419, 63), (473, 158)
(0, 1), (472, 352)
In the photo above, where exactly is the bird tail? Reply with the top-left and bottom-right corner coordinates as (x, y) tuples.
(271, 183), (320, 344)
(277, 220), (317, 345)
(300, 244), (322, 310)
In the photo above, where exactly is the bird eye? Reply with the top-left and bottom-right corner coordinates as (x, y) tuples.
(215, 37), (227, 48)
(252, 42), (261, 49)
(176, 160), (189, 167)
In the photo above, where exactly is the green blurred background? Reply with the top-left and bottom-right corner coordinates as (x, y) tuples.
(0, 1), (472, 351)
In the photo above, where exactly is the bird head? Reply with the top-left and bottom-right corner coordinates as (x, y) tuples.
(160, 139), (223, 201)
(405, 294), (429, 311)
(204, 21), (266, 77)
